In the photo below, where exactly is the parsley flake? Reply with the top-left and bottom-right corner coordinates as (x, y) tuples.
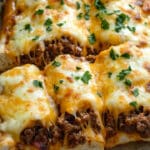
(121, 53), (131, 59)
(76, 2), (80, 10)
(88, 33), (96, 44)
(44, 18), (53, 32)
(35, 9), (44, 15)
(101, 19), (110, 30)
(128, 4), (135, 9)
(127, 26), (136, 33)
(77, 13), (83, 19)
(132, 88), (139, 97)
(60, 0), (64, 5)
(124, 79), (132, 87)
(115, 13), (130, 32)
(108, 72), (112, 78)
(32, 36), (40, 41)
(76, 66), (81, 70)
(59, 80), (64, 84)
(24, 24), (32, 32)
(52, 60), (61, 67)
(109, 48), (119, 60)
(129, 101), (138, 108)
(54, 84), (59, 93)
(81, 71), (92, 84)
(117, 66), (132, 80)
(33, 80), (43, 88)
(46, 5), (51, 9)
(94, 0), (106, 11)
(57, 21), (66, 27)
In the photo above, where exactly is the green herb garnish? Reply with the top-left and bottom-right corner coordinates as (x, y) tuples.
(81, 71), (92, 84)
(117, 66), (132, 80)
(115, 13), (130, 32)
(76, 2), (80, 10)
(33, 80), (43, 88)
(121, 53), (131, 59)
(54, 84), (59, 92)
(32, 36), (40, 41)
(129, 101), (138, 108)
(88, 33), (96, 44)
(124, 79), (132, 86)
(35, 9), (44, 15)
(52, 60), (61, 67)
(109, 48), (119, 60)
(24, 24), (32, 32)
(132, 88), (139, 97)
(101, 19), (109, 30)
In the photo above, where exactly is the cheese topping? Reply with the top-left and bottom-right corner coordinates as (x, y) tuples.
(0, 64), (57, 141)
(1, 0), (149, 57)
(44, 55), (103, 115)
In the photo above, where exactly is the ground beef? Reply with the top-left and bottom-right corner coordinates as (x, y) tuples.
(118, 106), (150, 138)
(51, 109), (101, 148)
(20, 122), (49, 150)
(20, 36), (97, 69)
(103, 110), (117, 139)
(20, 109), (101, 149)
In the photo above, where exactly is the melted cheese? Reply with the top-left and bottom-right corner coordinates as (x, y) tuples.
(94, 42), (150, 147)
(0, 0), (149, 57)
(0, 64), (57, 142)
(44, 55), (103, 114)
(44, 54), (105, 147)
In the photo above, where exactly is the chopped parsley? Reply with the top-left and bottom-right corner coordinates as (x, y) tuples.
(124, 79), (132, 86)
(132, 88), (139, 97)
(76, 66), (81, 70)
(60, 0), (64, 5)
(81, 71), (92, 84)
(115, 13), (130, 32)
(33, 80), (43, 88)
(74, 76), (80, 80)
(117, 66), (132, 80)
(84, 4), (90, 20)
(109, 48), (119, 60)
(44, 18), (53, 32)
(59, 80), (64, 84)
(84, 13), (90, 20)
(108, 72), (112, 78)
(53, 84), (59, 92)
(77, 13), (83, 19)
(45, 5), (51, 9)
(127, 26), (136, 33)
(76, 2), (80, 10)
(94, 0), (106, 12)
(35, 9), (44, 15)
(88, 33), (96, 44)
(129, 101), (138, 108)
(101, 19), (109, 30)
(84, 4), (90, 13)
(52, 60), (61, 67)
(32, 36), (40, 41)
(128, 4), (135, 9)
(121, 53), (131, 59)
(57, 21), (66, 27)
(24, 24), (32, 32)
